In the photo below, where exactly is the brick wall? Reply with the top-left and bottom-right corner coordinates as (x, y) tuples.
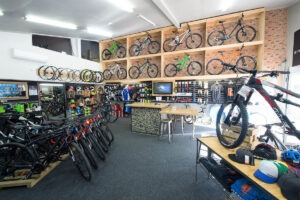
(263, 9), (288, 70)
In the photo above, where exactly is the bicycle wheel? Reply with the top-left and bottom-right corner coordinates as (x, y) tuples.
(236, 25), (256, 43)
(164, 64), (177, 77)
(57, 68), (68, 81)
(128, 66), (140, 79)
(116, 46), (126, 58)
(207, 31), (225, 46)
(187, 61), (202, 76)
(148, 41), (160, 54)
(102, 49), (111, 60)
(37, 65), (48, 80)
(186, 33), (202, 49)
(129, 44), (140, 57)
(236, 56), (257, 73)
(72, 70), (81, 82)
(87, 134), (106, 161)
(103, 69), (112, 80)
(147, 64), (158, 78)
(68, 142), (92, 181)
(94, 129), (109, 153)
(79, 139), (98, 169)
(184, 115), (193, 125)
(117, 68), (127, 79)
(108, 104), (118, 123)
(101, 125), (114, 146)
(81, 70), (94, 82)
(94, 71), (104, 83)
(216, 100), (248, 149)
(163, 37), (177, 52)
(206, 59), (224, 75)
(44, 66), (58, 80)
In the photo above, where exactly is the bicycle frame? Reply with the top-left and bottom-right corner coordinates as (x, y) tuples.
(177, 55), (190, 70)
(221, 19), (242, 39)
(138, 36), (151, 49)
(220, 50), (241, 65)
(109, 63), (121, 75)
(169, 29), (190, 47)
(138, 61), (150, 73)
(109, 42), (118, 54)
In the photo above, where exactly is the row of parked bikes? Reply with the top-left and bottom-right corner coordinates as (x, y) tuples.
(0, 106), (116, 181)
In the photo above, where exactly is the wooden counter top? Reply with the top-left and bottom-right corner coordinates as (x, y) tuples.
(127, 102), (169, 109)
(198, 137), (286, 200)
(160, 107), (199, 116)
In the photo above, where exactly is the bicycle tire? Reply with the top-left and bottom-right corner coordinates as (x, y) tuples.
(37, 65), (48, 80)
(103, 69), (112, 80)
(99, 124), (114, 146)
(117, 68), (127, 79)
(129, 44), (140, 57)
(184, 115), (193, 125)
(128, 66), (140, 79)
(147, 63), (158, 78)
(79, 139), (98, 169)
(187, 61), (202, 76)
(216, 100), (248, 149)
(116, 46), (126, 58)
(108, 104), (118, 123)
(94, 129), (109, 153)
(207, 31), (225, 46)
(44, 66), (58, 80)
(93, 71), (104, 83)
(206, 59), (224, 75)
(102, 49), (111, 60)
(72, 70), (81, 82)
(236, 25), (256, 43)
(236, 56), (257, 73)
(148, 41), (160, 54)
(164, 63), (177, 77)
(68, 142), (92, 181)
(67, 69), (75, 81)
(57, 68), (69, 81)
(87, 134), (106, 160)
(163, 37), (177, 52)
(81, 69), (94, 82)
(186, 33), (202, 49)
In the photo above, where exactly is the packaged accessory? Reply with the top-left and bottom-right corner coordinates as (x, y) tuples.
(228, 148), (255, 165)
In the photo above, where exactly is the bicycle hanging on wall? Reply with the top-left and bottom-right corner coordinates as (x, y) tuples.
(103, 62), (127, 80)
(129, 32), (160, 57)
(101, 40), (126, 60)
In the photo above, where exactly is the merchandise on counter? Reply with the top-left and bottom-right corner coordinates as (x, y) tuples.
(253, 160), (287, 184)
(278, 169), (300, 200)
(252, 143), (277, 160)
(281, 149), (300, 168)
(228, 148), (255, 166)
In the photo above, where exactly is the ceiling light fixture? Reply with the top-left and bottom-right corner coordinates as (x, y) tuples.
(152, 0), (180, 28)
(107, 0), (134, 13)
(137, 14), (156, 27)
(219, 0), (236, 12)
(25, 15), (77, 30)
(0, 10), (3, 16)
(108, 22), (113, 26)
(87, 27), (113, 37)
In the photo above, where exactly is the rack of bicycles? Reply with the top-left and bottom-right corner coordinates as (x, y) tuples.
(0, 106), (116, 188)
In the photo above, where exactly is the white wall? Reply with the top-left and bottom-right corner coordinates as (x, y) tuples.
(0, 31), (102, 82)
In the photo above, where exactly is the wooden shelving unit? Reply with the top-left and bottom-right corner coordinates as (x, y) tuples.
(100, 7), (265, 83)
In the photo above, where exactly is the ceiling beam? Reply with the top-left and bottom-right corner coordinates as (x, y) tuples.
(152, 0), (180, 28)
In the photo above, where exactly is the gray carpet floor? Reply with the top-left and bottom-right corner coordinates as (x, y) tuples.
(0, 118), (225, 200)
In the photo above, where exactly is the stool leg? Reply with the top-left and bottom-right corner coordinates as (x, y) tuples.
(168, 122), (171, 143)
(181, 116), (184, 135)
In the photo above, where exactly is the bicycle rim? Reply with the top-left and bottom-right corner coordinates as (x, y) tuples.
(163, 38), (176, 52)
(164, 64), (177, 77)
(148, 41), (160, 54)
(236, 25), (256, 43)
(186, 33), (202, 49)
(129, 44), (140, 57)
(129, 66), (140, 79)
(103, 69), (112, 80)
(147, 64), (158, 78)
(236, 56), (257, 73)
(117, 46), (126, 58)
(102, 49), (111, 60)
(187, 61), (202, 76)
(117, 68), (127, 79)
(206, 59), (224, 75)
(207, 31), (225, 46)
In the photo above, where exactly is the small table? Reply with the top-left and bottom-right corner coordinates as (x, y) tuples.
(160, 107), (198, 138)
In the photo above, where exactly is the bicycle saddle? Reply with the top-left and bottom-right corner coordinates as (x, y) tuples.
(219, 20), (225, 23)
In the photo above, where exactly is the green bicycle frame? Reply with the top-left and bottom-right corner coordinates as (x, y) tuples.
(109, 42), (118, 54)
(177, 55), (190, 70)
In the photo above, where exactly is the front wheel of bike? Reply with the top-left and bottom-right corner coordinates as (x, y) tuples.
(103, 69), (112, 80)
(206, 59), (224, 75)
(102, 49), (111, 60)
(163, 38), (177, 52)
(187, 61), (202, 76)
(207, 31), (225, 46)
(236, 25), (256, 43)
(148, 41), (160, 54)
(236, 56), (257, 73)
(128, 66), (140, 79)
(164, 64), (177, 77)
(147, 64), (158, 78)
(129, 44), (140, 57)
(117, 68), (127, 79)
(116, 46), (126, 58)
(186, 33), (202, 49)
(216, 100), (248, 149)
(69, 142), (92, 181)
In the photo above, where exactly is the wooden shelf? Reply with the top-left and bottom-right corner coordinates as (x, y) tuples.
(101, 57), (127, 63)
(205, 40), (263, 52)
(163, 47), (206, 56)
(128, 53), (162, 60)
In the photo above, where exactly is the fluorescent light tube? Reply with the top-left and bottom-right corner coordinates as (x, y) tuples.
(107, 0), (134, 13)
(0, 10), (3, 16)
(40, 83), (64, 87)
(219, 0), (236, 12)
(137, 14), (156, 26)
(87, 27), (112, 37)
(25, 15), (77, 30)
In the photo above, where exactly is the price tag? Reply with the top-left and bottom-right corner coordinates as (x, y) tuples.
(238, 85), (252, 100)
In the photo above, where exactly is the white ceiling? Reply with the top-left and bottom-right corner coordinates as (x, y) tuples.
(0, 0), (299, 41)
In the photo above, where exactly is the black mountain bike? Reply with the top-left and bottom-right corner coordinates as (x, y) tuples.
(207, 13), (256, 46)
(128, 59), (159, 79)
(129, 32), (160, 57)
(216, 67), (300, 149)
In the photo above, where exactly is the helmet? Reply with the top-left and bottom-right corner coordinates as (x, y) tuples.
(281, 149), (300, 168)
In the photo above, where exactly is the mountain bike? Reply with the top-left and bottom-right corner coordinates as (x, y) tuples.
(128, 59), (158, 79)
(207, 13), (256, 46)
(163, 24), (202, 52)
(164, 53), (202, 77)
(215, 67), (300, 149)
(129, 32), (160, 57)
(102, 40), (126, 60)
(206, 45), (256, 75)
(103, 62), (127, 80)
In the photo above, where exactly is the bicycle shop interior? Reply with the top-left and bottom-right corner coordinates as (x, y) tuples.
(0, 0), (300, 200)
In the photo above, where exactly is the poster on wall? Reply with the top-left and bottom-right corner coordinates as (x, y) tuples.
(293, 29), (300, 67)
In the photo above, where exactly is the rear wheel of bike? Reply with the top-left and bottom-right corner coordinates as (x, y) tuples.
(108, 105), (118, 123)
(163, 37), (177, 52)
(164, 64), (177, 77)
(116, 46), (126, 58)
(216, 100), (248, 149)
(184, 115), (193, 125)
(236, 56), (257, 73)
(129, 44), (140, 57)
(236, 25), (256, 43)
(94, 129), (109, 153)
(99, 125), (114, 146)
(79, 139), (98, 169)
(186, 33), (202, 49)
(88, 134), (106, 161)
(117, 68), (127, 79)
(206, 59), (224, 75)
(187, 61), (202, 76)
(147, 64), (158, 78)
(102, 49), (111, 60)
(148, 41), (160, 54)
(207, 31), (225, 46)
(128, 66), (140, 79)
(103, 69), (112, 80)
(68, 142), (92, 181)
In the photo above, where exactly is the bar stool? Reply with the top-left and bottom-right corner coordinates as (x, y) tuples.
(172, 115), (184, 135)
(159, 118), (173, 143)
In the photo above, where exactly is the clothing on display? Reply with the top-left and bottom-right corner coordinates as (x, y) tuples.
(228, 148), (255, 165)
(278, 169), (300, 200)
(252, 143), (277, 160)
(210, 82), (224, 103)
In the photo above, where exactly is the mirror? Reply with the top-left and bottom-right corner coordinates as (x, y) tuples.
(0, 81), (28, 100)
